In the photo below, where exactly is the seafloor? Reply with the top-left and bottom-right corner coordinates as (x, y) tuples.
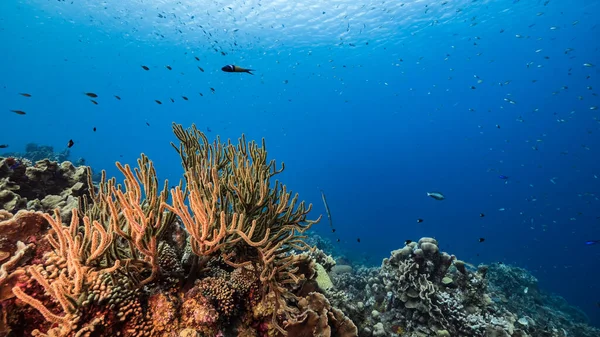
(0, 124), (598, 337)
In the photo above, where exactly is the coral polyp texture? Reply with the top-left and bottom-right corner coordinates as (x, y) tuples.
(1, 124), (599, 337)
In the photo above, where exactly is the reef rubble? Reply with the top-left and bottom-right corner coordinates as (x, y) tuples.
(0, 124), (599, 337)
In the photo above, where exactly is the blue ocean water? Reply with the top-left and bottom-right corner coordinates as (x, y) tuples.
(1, 0), (599, 327)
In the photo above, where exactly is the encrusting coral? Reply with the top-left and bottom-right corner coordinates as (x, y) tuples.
(0, 123), (349, 337)
(329, 238), (516, 337)
(0, 157), (90, 219)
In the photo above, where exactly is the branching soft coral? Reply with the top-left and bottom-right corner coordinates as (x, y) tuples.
(9, 123), (320, 336)
(168, 123), (320, 333)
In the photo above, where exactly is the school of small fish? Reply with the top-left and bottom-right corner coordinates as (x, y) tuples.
(1, 0), (599, 251)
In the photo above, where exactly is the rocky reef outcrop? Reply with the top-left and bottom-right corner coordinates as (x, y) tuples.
(0, 157), (90, 220)
(326, 237), (600, 337)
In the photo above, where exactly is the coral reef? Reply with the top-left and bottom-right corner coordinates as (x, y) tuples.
(0, 157), (90, 219)
(283, 292), (357, 337)
(1, 143), (70, 163)
(0, 123), (353, 337)
(2, 124), (599, 337)
(328, 238), (600, 337)
(486, 264), (600, 337)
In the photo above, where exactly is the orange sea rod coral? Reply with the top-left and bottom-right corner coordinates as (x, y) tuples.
(4, 123), (320, 336)
(167, 123), (320, 334)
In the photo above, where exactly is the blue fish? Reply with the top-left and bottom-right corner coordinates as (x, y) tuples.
(498, 175), (509, 179)
(585, 240), (600, 245)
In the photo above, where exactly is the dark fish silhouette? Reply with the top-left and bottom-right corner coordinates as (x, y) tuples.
(85, 92), (98, 98)
(19, 93), (31, 97)
(221, 64), (254, 75)
(67, 139), (74, 148)
(10, 110), (26, 115)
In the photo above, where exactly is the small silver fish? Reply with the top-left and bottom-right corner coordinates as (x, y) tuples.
(427, 192), (445, 200)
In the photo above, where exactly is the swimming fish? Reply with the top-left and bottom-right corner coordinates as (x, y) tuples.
(0, 144), (8, 148)
(427, 192), (445, 200)
(499, 175), (509, 179)
(10, 110), (26, 115)
(67, 139), (74, 148)
(221, 64), (254, 75)
(85, 92), (98, 98)
(585, 240), (600, 245)
(19, 93), (32, 97)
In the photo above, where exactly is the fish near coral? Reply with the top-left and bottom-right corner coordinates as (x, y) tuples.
(221, 64), (254, 75)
